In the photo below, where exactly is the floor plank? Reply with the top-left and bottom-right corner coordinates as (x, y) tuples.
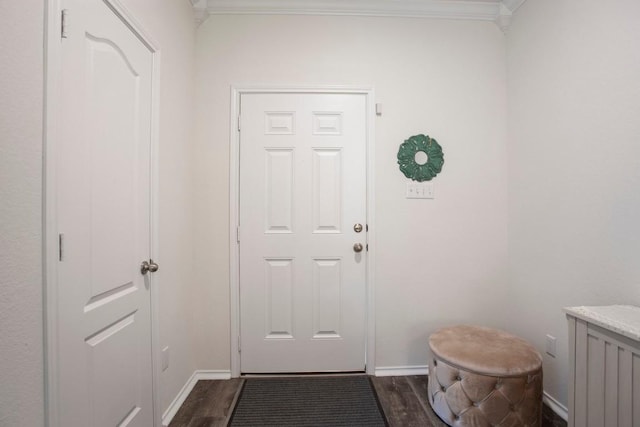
(371, 376), (445, 427)
(542, 403), (568, 427)
(404, 375), (448, 426)
(193, 379), (244, 419)
(169, 379), (243, 427)
(186, 417), (226, 427)
(169, 382), (210, 427)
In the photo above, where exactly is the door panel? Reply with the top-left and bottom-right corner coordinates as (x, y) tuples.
(264, 258), (295, 339)
(86, 32), (139, 298)
(312, 258), (342, 338)
(264, 149), (294, 233)
(57, 0), (153, 425)
(239, 93), (367, 373)
(312, 148), (343, 233)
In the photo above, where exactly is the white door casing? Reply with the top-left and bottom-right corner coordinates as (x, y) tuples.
(49, 0), (157, 425)
(238, 92), (369, 373)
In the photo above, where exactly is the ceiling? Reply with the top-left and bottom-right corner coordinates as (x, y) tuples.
(190, 0), (527, 31)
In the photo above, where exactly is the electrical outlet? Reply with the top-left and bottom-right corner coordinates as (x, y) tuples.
(545, 335), (556, 357)
(162, 346), (170, 371)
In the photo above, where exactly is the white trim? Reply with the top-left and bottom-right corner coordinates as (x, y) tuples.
(375, 365), (430, 377)
(191, 0), (208, 25)
(501, 0), (526, 13)
(199, 0), (528, 30)
(364, 89), (376, 375)
(162, 370), (232, 426)
(229, 85), (376, 377)
(205, 0), (497, 20)
(196, 369), (233, 380)
(43, 2), (62, 425)
(161, 371), (199, 427)
(148, 37), (163, 427)
(543, 391), (569, 422)
(229, 86), (241, 377)
(43, 1), (161, 426)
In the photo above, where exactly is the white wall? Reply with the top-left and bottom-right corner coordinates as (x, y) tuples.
(0, 1), (45, 425)
(0, 0), (198, 423)
(118, 0), (198, 413)
(194, 15), (509, 370)
(506, 0), (640, 407)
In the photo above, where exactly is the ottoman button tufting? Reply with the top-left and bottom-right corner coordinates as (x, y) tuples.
(427, 325), (543, 427)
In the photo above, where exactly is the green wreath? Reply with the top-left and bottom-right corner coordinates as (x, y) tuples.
(397, 134), (444, 182)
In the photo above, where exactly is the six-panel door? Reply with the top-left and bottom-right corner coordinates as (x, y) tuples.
(239, 93), (367, 373)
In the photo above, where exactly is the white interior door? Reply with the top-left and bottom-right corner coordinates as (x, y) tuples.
(239, 92), (367, 373)
(55, 0), (154, 425)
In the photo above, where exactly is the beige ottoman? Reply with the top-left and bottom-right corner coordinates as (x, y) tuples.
(428, 325), (543, 427)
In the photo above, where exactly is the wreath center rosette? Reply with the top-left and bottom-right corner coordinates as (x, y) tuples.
(397, 134), (444, 182)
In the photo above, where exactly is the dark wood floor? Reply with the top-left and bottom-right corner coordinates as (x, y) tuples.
(169, 375), (567, 427)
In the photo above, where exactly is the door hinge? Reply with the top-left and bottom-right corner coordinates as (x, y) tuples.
(236, 226), (240, 243)
(61, 9), (69, 39)
(238, 337), (241, 353)
(237, 115), (241, 132)
(58, 233), (65, 261)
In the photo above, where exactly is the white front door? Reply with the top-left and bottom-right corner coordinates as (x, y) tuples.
(239, 92), (368, 373)
(55, 0), (154, 425)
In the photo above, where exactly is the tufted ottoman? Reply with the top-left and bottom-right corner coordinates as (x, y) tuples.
(428, 325), (543, 427)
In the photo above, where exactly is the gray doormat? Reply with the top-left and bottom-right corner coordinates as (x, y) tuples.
(229, 376), (388, 426)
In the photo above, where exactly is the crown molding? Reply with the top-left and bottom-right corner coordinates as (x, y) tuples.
(191, 0), (208, 25)
(496, 0), (526, 31)
(501, 0), (527, 13)
(193, 0), (527, 31)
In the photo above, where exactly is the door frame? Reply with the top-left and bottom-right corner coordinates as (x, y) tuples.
(229, 86), (377, 377)
(43, 1), (162, 425)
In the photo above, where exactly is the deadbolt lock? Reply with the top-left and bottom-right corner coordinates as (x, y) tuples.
(354, 223), (363, 233)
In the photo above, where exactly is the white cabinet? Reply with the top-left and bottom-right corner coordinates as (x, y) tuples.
(565, 305), (640, 427)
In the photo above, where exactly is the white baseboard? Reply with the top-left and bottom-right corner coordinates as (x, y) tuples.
(193, 370), (232, 381)
(162, 370), (232, 426)
(543, 391), (568, 422)
(374, 365), (429, 377)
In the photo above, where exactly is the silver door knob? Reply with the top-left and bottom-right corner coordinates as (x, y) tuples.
(141, 259), (159, 275)
(354, 223), (363, 233)
(353, 243), (363, 253)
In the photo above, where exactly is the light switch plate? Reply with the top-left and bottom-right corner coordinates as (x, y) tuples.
(406, 183), (434, 199)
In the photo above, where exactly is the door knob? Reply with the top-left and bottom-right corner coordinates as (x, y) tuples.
(353, 223), (363, 233)
(141, 259), (159, 275)
(353, 243), (363, 253)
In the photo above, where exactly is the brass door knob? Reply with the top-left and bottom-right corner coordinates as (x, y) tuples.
(353, 243), (363, 253)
